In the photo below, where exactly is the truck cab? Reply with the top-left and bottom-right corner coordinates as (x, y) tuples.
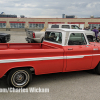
(44, 28), (89, 46)
(44, 28), (98, 72)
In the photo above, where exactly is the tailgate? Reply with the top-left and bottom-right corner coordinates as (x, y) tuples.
(26, 31), (33, 38)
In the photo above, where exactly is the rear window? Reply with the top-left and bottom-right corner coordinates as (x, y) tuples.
(51, 25), (59, 28)
(44, 32), (62, 44)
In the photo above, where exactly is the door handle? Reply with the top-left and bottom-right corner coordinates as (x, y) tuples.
(93, 48), (98, 50)
(68, 48), (73, 50)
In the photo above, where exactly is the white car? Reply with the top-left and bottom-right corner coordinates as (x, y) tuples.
(26, 24), (95, 43)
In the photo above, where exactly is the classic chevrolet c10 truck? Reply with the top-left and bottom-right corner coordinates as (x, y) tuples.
(0, 28), (100, 88)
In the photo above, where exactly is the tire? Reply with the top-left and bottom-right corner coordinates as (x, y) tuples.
(7, 68), (32, 88)
(88, 38), (93, 42)
(95, 63), (100, 75)
(86, 69), (96, 74)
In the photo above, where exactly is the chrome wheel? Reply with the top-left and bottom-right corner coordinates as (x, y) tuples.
(7, 68), (32, 88)
(12, 71), (29, 86)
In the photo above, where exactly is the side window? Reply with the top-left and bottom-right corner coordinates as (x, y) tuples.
(44, 32), (62, 44)
(62, 25), (70, 29)
(68, 33), (87, 45)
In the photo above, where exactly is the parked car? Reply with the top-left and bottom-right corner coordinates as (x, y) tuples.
(26, 24), (95, 43)
(0, 28), (100, 88)
(26, 31), (44, 43)
(0, 33), (10, 43)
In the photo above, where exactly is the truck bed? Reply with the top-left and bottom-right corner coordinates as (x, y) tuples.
(0, 43), (64, 63)
(0, 43), (60, 50)
(0, 43), (64, 79)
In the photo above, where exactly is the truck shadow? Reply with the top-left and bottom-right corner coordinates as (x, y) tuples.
(30, 70), (96, 86)
(0, 70), (97, 88)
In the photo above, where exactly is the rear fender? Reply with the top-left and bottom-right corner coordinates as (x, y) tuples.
(1, 65), (35, 78)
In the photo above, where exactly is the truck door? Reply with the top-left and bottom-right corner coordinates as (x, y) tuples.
(66, 32), (93, 71)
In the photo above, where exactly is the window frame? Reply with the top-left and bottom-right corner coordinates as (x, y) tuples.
(29, 23), (44, 29)
(10, 23), (25, 28)
(0, 23), (6, 28)
(66, 32), (89, 46)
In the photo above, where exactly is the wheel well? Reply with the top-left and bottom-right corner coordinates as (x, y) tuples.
(5, 66), (35, 76)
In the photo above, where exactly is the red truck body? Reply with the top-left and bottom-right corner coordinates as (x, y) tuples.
(0, 41), (100, 78)
(1, 28), (100, 88)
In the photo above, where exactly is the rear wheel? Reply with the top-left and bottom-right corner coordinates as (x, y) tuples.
(7, 68), (32, 88)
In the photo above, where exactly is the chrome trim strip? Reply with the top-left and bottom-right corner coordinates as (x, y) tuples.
(0, 54), (99, 63)
(0, 56), (64, 63)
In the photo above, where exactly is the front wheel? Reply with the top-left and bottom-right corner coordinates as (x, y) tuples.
(95, 63), (100, 75)
(7, 68), (32, 88)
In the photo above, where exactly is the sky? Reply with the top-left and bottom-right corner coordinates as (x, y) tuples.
(0, 0), (100, 18)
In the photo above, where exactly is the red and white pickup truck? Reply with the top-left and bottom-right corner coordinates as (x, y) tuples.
(0, 28), (100, 88)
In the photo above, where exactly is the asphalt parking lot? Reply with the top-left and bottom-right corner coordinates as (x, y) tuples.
(0, 31), (100, 100)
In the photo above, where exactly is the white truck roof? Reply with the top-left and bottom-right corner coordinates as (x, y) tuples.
(46, 28), (89, 46)
(46, 28), (85, 32)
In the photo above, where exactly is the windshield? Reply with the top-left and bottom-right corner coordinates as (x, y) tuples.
(44, 32), (62, 44)
(71, 25), (80, 29)
(51, 25), (59, 28)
